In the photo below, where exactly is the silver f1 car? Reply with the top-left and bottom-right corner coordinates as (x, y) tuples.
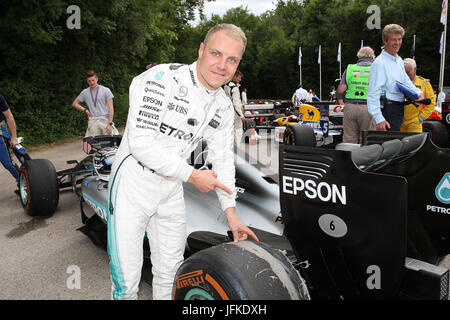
(77, 135), (283, 241)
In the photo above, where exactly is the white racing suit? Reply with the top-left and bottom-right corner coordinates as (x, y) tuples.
(107, 62), (236, 300)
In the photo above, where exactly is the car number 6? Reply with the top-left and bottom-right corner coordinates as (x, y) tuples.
(318, 214), (347, 238)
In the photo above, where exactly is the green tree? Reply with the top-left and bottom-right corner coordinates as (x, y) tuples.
(0, 0), (204, 145)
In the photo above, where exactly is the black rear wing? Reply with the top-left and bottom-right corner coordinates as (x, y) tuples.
(279, 131), (450, 299)
(362, 131), (450, 258)
(279, 143), (408, 299)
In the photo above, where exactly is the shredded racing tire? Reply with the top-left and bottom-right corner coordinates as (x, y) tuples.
(283, 125), (316, 147)
(172, 241), (310, 300)
(18, 159), (59, 216)
(422, 120), (448, 148)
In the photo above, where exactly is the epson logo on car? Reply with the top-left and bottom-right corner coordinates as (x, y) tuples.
(282, 176), (347, 205)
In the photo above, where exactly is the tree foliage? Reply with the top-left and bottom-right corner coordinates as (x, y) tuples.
(0, 0), (205, 145)
(192, 0), (447, 100)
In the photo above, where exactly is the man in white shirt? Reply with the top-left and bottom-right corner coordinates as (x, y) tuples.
(224, 71), (246, 144)
(367, 24), (423, 131)
(292, 84), (308, 106)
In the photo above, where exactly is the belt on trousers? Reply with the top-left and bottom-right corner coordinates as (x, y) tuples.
(138, 161), (156, 173)
(137, 161), (167, 179)
(384, 99), (404, 105)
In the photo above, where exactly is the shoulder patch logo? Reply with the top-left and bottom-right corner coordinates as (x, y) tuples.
(169, 64), (185, 70)
(155, 71), (164, 81)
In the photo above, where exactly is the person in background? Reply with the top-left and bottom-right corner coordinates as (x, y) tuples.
(311, 91), (320, 102)
(242, 88), (248, 106)
(367, 24), (424, 131)
(292, 84), (308, 106)
(0, 93), (19, 179)
(224, 70), (246, 144)
(400, 58), (435, 132)
(72, 70), (118, 137)
(306, 89), (313, 102)
(329, 86), (337, 101)
(337, 46), (377, 143)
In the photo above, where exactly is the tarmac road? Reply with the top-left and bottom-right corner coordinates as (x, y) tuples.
(0, 135), (152, 299)
(0, 132), (448, 300)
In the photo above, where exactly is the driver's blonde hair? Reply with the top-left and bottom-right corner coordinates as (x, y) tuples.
(203, 23), (247, 52)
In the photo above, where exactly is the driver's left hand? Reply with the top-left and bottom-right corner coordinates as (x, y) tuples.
(224, 207), (259, 242)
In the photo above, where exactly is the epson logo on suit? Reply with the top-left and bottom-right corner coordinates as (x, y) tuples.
(142, 96), (163, 106)
(282, 176), (347, 205)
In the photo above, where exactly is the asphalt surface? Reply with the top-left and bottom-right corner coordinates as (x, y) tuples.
(0, 131), (448, 300)
(0, 137), (152, 300)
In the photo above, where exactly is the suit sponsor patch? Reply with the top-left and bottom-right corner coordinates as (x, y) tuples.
(208, 119), (220, 129)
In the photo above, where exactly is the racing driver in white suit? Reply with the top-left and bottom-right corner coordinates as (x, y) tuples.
(107, 24), (259, 300)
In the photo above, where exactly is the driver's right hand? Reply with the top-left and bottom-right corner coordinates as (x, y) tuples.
(187, 169), (232, 194)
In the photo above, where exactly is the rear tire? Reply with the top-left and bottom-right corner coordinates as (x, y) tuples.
(172, 241), (310, 300)
(18, 159), (59, 216)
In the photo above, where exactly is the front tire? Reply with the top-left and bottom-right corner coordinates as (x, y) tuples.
(172, 241), (310, 300)
(283, 125), (316, 147)
(18, 159), (59, 216)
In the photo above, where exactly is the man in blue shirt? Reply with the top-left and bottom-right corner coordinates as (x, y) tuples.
(0, 93), (20, 179)
(367, 24), (424, 131)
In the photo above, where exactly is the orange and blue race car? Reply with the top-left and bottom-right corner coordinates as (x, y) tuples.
(272, 104), (343, 146)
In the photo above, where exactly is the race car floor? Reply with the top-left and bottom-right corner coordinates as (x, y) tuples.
(0, 131), (448, 300)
